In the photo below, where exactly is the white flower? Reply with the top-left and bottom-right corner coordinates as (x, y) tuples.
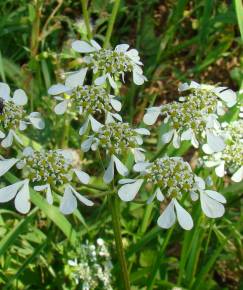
(0, 82), (44, 148)
(71, 39), (147, 88)
(143, 81), (236, 152)
(81, 122), (150, 183)
(48, 72), (122, 135)
(0, 147), (93, 214)
(195, 176), (226, 218)
(118, 156), (226, 230)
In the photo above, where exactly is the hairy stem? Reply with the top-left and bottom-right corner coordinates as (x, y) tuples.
(103, 0), (121, 48)
(108, 195), (131, 290)
(81, 0), (92, 39)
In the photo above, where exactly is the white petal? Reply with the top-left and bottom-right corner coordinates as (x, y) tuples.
(14, 180), (30, 214)
(94, 75), (107, 86)
(205, 190), (226, 204)
(231, 166), (243, 182)
(134, 128), (150, 135)
(143, 107), (161, 125)
(191, 132), (199, 148)
(194, 176), (206, 190)
(181, 129), (192, 141)
(157, 200), (176, 229)
(54, 100), (69, 115)
(155, 188), (164, 202)
(133, 162), (151, 172)
(0, 158), (18, 176)
(89, 115), (102, 132)
(107, 74), (117, 89)
(110, 98), (121, 111)
(28, 113), (45, 129)
(74, 169), (90, 184)
(0, 181), (24, 202)
(65, 68), (88, 88)
(69, 185), (94, 207)
(215, 162), (225, 177)
(217, 88), (237, 107)
(48, 84), (70, 95)
(103, 158), (114, 184)
(113, 155), (129, 176)
(72, 40), (97, 53)
(60, 186), (77, 215)
(133, 71), (145, 85)
(162, 130), (174, 144)
(0, 82), (10, 100)
(118, 179), (136, 185)
(206, 132), (225, 152)
(190, 191), (199, 201)
(172, 131), (180, 148)
(19, 121), (28, 131)
(118, 179), (144, 202)
(178, 82), (190, 92)
(115, 44), (129, 52)
(45, 185), (53, 205)
(133, 148), (145, 162)
(23, 146), (34, 156)
(11, 130), (23, 145)
(202, 144), (214, 154)
(200, 191), (225, 218)
(1, 131), (14, 148)
(135, 135), (143, 145)
(13, 89), (28, 106)
(0, 130), (5, 138)
(79, 119), (90, 135)
(90, 39), (101, 50)
(126, 49), (139, 60)
(174, 199), (193, 230)
(81, 136), (94, 152)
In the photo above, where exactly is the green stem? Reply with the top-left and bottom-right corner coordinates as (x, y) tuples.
(108, 195), (131, 290)
(103, 0), (121, 48)
(81, 0), (92, 39)
(60, 114), (70, 148)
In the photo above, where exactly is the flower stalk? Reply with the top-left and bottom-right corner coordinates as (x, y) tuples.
(108, 194), (131, 290)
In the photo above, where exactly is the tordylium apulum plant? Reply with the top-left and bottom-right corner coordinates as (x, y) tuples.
(0, 39), (242, 288)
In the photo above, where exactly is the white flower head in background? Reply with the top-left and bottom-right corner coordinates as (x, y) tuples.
(71, 39), (147, 88)
(0, 147), (93, 214)
(81, 121), (150, 183)
(204, 119), (243, 182)
(118, 156), (226, 230)
(143, 81), (237, 153)
(0, 82), (44, 148)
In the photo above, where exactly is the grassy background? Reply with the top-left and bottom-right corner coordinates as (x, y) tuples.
(0, 0), (242, 289)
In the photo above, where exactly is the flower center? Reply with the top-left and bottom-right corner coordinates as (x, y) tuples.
(0, 100), (25, 130)
(24, 150), (72, 185)
(97, 122), (138, 155)
(145, 157), (195, 197)
(162, 89), (218, 134)
(87, 49), (133, 75)
(223, 142), (243, 167)
(71, 85), (112, 115)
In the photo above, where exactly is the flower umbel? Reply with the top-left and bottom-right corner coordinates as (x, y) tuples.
(71, 40), (147, 88)
(143, 81), (237, 152)
(0, 82), (44, 148)
(118, 156), (226, 230)
(81, 122), (149, 183)
(0, 147), (94, 214)
(204, 119), (243, 182)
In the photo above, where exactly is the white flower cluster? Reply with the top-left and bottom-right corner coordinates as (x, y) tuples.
(67, 238), (113, 290)
(143, 81), (236, 152)
(0, 82), (44, 148)
(204, 119), (243, 182)
(72, 40), (147, 88)
(118, 156), (226, 230)
(0, 147), (93, 214)
(81, 122), (149, 183)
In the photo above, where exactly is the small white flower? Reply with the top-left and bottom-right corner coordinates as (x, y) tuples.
(0, 148), (94, 214)
(0, 82), (44, 148)
(81, 122), (149, 183)
(71, 39), (147, 88)
(143, 81), (236, 152)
